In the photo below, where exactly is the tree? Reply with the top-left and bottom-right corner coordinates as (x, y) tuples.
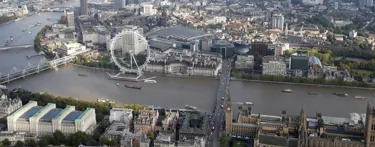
(220, 132), (228, 147)
(52, 130), (66, 145)
(2, 139), (10, 147)
(14, 141), (24, 147)
(38, 137), (50, 147)
(25, 139), (38, 147)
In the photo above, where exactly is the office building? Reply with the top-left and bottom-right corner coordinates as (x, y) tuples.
(302, 0), (323, 5)
(262, 56), (286, 76)
(235, 55), (254, 69)
(109, 108), (133, 123)
(179, 112), (209, 140)
(141, 4), (156, 16)
(80, 0), (88, 15)
(66, 11), (75, 27)
(162, 110), (179, 131)
(359, 0), (373, 8)
(211, 40), (235, 58)
(55, 42), (87, 56)
(113, 0), (126, 9)
(271, 14), (284, 31)
(7, 101), (97, 135)
(134, 109), (159, 134)
(349, 30), (357, 38)
(0, 91), (22, 115)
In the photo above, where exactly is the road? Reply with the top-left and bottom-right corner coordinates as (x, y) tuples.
(210, 59), (232, 147)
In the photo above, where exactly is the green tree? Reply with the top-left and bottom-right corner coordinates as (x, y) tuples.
(38, 137), (50, 147)
(220, 132), (228, 147)
(1, 139), (11, 147)
(52, 130), (66, 145)
(14, 141), (24, 147)
(25, 139), (38, 147)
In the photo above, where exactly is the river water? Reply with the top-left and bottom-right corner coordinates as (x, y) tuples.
(0, 10), (374, 117)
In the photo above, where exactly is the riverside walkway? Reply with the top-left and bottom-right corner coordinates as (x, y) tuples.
(0, 44), (33, 50)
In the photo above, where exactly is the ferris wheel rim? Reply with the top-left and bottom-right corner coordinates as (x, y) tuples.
(109, 30), (151, 73)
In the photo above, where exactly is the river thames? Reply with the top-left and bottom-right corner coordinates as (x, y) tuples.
(0, 11), (375, 117)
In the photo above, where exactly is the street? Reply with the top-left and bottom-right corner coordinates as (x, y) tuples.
(209, 59), (232, 147)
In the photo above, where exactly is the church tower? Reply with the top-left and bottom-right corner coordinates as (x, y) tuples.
(365, 103), (375, 147)
(225, 99), (232, 134)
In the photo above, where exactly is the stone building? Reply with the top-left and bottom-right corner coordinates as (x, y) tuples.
(7, 101), (97, 135)
(0, 91), (22, 115)
(134, 109), (159, 134)
(225, 98), (375, 147)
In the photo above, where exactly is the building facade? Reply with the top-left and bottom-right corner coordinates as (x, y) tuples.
(80, 0), (88, 15)
(0, 92), (22, 115)
(272, 14), (284, 31)
(134, 109), (159, 134)
(262, 56), (286, 76)
(225, 98), (375, 147)
(66, 11), (75, 27)
(7, 101), (97, 135)
(109, 108), (133, 123)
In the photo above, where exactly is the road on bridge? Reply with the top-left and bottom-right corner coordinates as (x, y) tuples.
(209, 59), (232, 147)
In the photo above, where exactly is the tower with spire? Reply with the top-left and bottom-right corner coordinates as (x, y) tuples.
(298, 107), (308, 147)
(365, 102), (375, 147)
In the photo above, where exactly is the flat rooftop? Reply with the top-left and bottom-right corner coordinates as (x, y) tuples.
(18, 106), (43, 120)
(40, 108), (63, 121)
(63, 111), (83, 122)
(148, 27), (211, 41)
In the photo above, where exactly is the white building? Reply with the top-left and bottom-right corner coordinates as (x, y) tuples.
(109, 108), (133, 123)
(235, 55), (254, 69)
(302, 0), (324, 5)
(271, 14), (284, 30)
(349, 30), (357, 38)
(262, 56), (286, 76)
(213, 16), (226, 24)
(56, 42), (86, 56)
(0, 92), (22, 115)
(141, 4), (156, 16)
(66, 11), (75, 27)
(82, 25), (111, 45)
(7, 101), (97, 135)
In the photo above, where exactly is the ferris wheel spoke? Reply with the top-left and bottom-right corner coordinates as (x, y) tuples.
(109, 30), (150, 76)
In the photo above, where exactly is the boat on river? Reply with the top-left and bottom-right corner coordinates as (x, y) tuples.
(116, 83), (121, 86)
(354, 96), (367, 100)
(185, 105), (198, 110)
(281, 89), (292, 93)
(97, 98), (109, 103)
(78, 73), (88, 77)
(144, 79), (157, 83)
(333, 93), (348, 97)
(308, 92), (318, 95)
(22, 28), (27, 32)
(124, 85), (142, 89)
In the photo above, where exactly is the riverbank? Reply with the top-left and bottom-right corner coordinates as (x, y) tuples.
(72, 63), (218, 80)
(0, 16), (17, 25)
(71, 63), (119, 72)
(231, 78), (375, 90)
